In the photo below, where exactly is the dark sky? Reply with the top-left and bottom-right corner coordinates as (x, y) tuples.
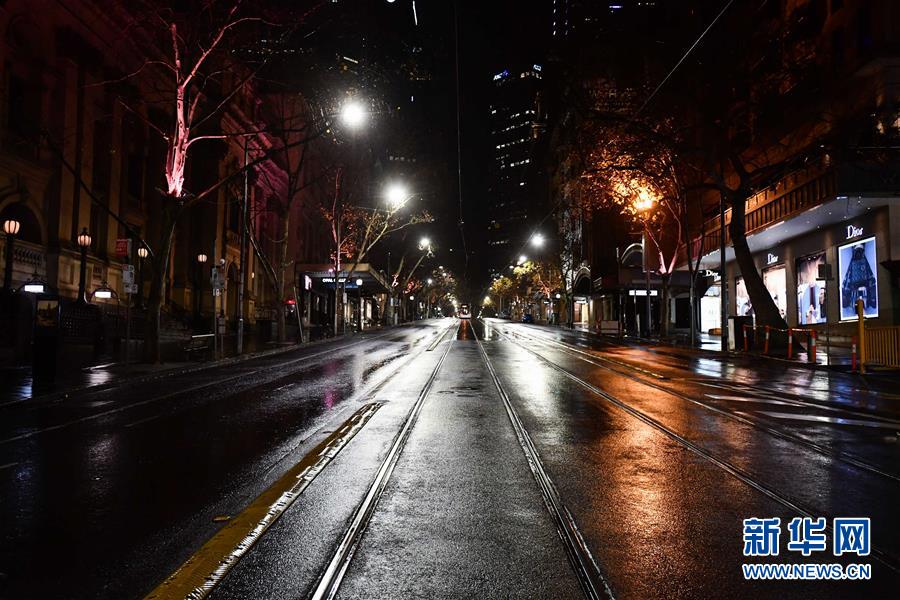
(325, 0), (549, 299)
(406, 0), (549, 296)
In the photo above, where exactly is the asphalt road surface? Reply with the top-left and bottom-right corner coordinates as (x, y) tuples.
(1, 318), (898, 599)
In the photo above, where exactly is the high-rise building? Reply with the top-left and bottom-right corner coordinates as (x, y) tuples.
(486, 64), (546, 277)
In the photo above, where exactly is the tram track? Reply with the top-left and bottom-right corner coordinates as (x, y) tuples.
(308, 325), (457, 600)
(489, 322), (900, 573)
(473, 324), (615, 600)
(498, 323), (900, 483)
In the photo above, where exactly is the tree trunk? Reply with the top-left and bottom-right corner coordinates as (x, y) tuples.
(729, 192), (788, 331)
(660, 274), (671, 337)
(143, 204), (179, 364)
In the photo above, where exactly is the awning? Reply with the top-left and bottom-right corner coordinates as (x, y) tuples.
(296, 263), (391, 295)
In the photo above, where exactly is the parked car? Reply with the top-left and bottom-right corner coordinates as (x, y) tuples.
(521, 313), (534, 324)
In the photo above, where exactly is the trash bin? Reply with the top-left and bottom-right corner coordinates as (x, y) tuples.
(728, 315), (753, 351)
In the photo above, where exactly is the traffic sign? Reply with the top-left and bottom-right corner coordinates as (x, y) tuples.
(122, 265), (135, 285)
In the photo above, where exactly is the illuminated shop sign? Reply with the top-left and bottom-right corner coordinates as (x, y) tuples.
(838, 236), (878, 320)
(845, 225), (864, 240)
(766, 253), (779, 265)
(493, 70), (509, 81)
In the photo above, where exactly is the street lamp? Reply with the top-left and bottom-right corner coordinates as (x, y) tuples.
(530, 233), (545, 248)
(517, 254), (527, 265)
(340, 100), (367, 129)
(385, 183), (410, 210)
(633, 192), (656, 336)
(196, 253), (208, 327)
(419, 237), (431, 252)
(136, 246), (148, 309)
(76, 227), (91, 303)
(3, 218), (20, 290)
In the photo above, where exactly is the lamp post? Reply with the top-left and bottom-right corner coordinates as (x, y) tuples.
(76, 228), (91, 303)
(196, 253), (207, 328)
(355, 277), (364, 331)
(136, 246), (148, 309)
(3, 218), (20, 290)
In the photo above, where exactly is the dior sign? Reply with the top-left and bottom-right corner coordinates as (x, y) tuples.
(846, 225), (864, 240)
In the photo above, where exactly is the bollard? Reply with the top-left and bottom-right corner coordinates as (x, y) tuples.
(851, 337), (858, 372)
(809, 330), (817, 364)
(856, 298), (866, 375)
(743, 324), (750, 352)
(763, 326), (770, 355)
(787, 328), (793, 359)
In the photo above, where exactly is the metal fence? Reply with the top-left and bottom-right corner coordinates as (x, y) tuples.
(865, 326), (900, 369)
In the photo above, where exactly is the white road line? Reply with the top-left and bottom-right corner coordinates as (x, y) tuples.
(756, 411), (900, 430)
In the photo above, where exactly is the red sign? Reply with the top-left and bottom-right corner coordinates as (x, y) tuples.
(115, 239), (131, 257)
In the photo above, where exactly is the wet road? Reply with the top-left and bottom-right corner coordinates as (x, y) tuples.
(1, 318), (897, 599)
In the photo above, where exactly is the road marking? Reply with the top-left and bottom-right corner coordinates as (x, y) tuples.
(144, 403), (381, 600)
(124, 414), (164, 429)
(756, 411), (900, 431)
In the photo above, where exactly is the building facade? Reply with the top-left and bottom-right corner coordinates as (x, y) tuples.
(0, 0), (331, 363)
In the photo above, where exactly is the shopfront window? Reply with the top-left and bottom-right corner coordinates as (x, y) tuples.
(735, 277), (752, 318)
(763, 265), (787, 320)
(839, 236), (878, 320)
(796, 252), (827, 324)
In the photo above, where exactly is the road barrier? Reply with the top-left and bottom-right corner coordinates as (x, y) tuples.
(742, 324), (817, 363)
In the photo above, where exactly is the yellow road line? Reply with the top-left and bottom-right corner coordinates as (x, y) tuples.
(145, 402), (382, 600)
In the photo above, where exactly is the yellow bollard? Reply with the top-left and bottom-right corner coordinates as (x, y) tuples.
(856, 298), (866, 375)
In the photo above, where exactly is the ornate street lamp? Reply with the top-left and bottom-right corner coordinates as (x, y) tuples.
(3, 218), (20, 290)
(136, 246), (149, 309)
(195, 253), (208, 326)
(76, 228), (92, 303)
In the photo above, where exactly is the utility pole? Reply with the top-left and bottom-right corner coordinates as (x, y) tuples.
(236, 139), (248, 355)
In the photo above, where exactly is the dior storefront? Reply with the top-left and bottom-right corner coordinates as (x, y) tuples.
(719, 200), (898, 333)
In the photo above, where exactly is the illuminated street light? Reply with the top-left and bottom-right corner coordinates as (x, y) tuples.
(76, 227), (92, 303)
(633, 187), (658, 212)
(385, 183), (410, 210)
(530, 233), (545, 248)
(340, 100), (367, 129)
(427, 278), (433, 285)
(517, 254), (527, 265)
(3, 218), (21, 290)
(419, 237), (431, 250)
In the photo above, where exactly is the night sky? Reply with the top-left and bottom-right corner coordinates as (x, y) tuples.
(368, 0), (550, 298)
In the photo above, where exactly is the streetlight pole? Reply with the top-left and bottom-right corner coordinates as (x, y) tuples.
(3, 218), (20, 290)
(137, 246), (148, 309)
(644, 230), (651, 337)
(196, 253), (208, 329)
(76, 228), (92, 303)
(237, 139), (248, 355)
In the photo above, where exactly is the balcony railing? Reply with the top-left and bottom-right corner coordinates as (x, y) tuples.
(699, 168), (836, 257)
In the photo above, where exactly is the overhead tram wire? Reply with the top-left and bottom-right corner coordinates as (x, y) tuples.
(491, 0), (737, 301)
(454, 0), (469, 279)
